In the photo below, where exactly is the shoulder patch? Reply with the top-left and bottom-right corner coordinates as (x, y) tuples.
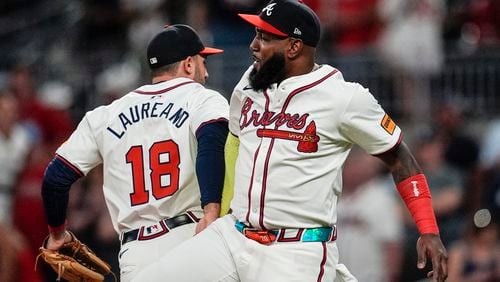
(380, 113), (396, 135)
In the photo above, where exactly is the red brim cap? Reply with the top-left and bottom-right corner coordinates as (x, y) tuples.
(238, 14), (288, 37)
(200, 47), (224, 56)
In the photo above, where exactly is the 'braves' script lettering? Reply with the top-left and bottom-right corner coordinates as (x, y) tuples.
(239, 98), (309, 130)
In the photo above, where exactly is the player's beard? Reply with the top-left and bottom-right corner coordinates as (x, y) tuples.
(249, 52), (286, 92)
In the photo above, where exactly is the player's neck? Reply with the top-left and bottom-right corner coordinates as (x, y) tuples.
(283, 61), (318, 82)
(152, 75), (175, 84)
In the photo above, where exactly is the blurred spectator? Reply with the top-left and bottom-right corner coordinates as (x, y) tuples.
(377, 0), (445, 123)
(448, 217), (500, 282)
(378, 0), (445, 75)
(123, 0), (166, 69)
(431, 100), (481, 219)
(0, 84), (42, 282)
(0, 88), (33, 224)
(337, 147), (403, 282)
(95, 58), (142, 104)
(433, 100), (480, 172)
(7, 65), (76, 281)
(416, 134), (465, 242)
(8, 65), (75, 152)
(478, 119), (500, 226)
(313, 0), (385, 83)
(319, 0), (382, 56)
(479, 118), (500, 170)
(0, 224), (42, 282)
(444, 0), (500, 54)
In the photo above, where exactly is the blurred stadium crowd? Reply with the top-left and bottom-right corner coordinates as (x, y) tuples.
(0, 0), (498, 281)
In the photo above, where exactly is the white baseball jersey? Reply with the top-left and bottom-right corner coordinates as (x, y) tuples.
(57, 77), (229, 234)
(228, 65), (402, 230)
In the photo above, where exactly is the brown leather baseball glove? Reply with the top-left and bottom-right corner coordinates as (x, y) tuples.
(36, 231), (115, 282)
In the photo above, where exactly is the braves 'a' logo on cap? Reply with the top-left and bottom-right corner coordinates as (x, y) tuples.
(262, 3), (277, 16)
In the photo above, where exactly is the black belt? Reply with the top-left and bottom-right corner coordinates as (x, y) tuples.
(121, 212), (199, 245)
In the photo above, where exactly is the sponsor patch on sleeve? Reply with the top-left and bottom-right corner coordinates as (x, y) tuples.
(380, 113), (396, 135)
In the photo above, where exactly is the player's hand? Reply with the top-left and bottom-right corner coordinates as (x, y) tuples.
(46, 230), (72, 251)
(195, 203), (221, 234)
(416, 233), (448, 282)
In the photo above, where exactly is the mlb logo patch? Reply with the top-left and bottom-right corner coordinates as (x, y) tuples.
(150, 57), (158, 64)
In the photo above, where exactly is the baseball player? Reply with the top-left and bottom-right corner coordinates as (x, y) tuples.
(133, 1), (448, 281)
(40, 24), (229, 282)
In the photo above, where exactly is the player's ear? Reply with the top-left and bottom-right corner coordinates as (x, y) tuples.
(287, 39), (303, 60)
(182, 56), (196, 75)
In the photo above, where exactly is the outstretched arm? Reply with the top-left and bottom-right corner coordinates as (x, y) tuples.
(375, 141), (448, 282)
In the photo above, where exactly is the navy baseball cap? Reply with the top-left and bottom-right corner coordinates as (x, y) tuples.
(147, 24), (223, 69)
(238, 0), (321, 47)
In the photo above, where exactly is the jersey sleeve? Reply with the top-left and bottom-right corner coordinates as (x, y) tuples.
(191, 89), (229, 135)
(339, 83), (402, 155)
(56, 115), (103, 175)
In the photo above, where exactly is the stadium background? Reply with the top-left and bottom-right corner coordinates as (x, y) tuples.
(0, 0), (498, 281)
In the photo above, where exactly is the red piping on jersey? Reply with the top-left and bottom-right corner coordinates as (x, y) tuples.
(55, 154), (84, 177)
(195, 117), (229, 138)
(258, 137), (275, 229)
(317, 242), (327, 282)
(256, 89), (273, 229)
(245, 145), (261, 225)
(245, 90), (271, 226)
(256, 69), (338, 230)
(133, 81), (196, 95)
(281, 69), (338, 111)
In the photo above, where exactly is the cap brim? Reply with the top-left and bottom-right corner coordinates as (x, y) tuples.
(200, 47), (224, 56)
(238, 14), (288, 37)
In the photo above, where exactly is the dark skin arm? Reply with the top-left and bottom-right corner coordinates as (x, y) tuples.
(376, 141), (448, 282)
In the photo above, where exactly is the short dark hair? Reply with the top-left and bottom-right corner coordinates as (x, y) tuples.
(151, 61), (182, 77)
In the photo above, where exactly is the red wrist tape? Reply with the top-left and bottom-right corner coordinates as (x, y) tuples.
(396, 174), (439, 235)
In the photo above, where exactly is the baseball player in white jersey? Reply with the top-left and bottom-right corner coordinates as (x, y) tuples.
(133, 1), (448, 281)
(40, 24), (229, 281)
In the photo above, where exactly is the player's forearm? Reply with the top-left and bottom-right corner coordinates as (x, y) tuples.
(376, 141), (422, 183)
(41, 156), (81, 230)
(376, 142), (439, 234)
(196, 121), (229, 207)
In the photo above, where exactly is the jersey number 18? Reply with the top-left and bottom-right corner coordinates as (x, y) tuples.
(126, 140), (180, 206)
